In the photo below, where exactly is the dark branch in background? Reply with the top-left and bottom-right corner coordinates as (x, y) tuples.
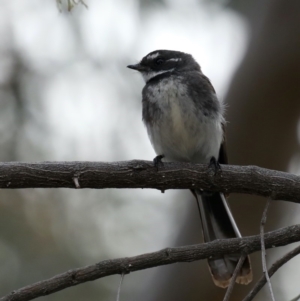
(290, 293), (300, 301)
(0, 161), (300, 202)
(2, 225), (300, 301)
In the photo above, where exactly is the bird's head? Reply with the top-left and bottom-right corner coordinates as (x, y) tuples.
(127, 50), (200, 83)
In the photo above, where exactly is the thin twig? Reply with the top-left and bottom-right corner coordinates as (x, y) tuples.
(260, 199), (276, 301)
(56, 0), (88, 11)
(242, 245), (300, 301)
(223, 256), (246, 301)
(116, 273), (125, 301)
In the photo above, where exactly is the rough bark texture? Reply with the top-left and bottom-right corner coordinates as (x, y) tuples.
(0, 161), (299, 202)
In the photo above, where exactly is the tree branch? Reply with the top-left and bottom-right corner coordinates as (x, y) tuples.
(2, 224), (300, 301)
(0, 161), (300, 202)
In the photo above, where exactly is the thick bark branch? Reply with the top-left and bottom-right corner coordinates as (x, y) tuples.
(0, 161), (300, 202)
(1, 224), (300, 301)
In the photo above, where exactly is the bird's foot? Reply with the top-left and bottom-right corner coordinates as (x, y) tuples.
(153, 154), (164, 171)
(208, 156), (221, 175)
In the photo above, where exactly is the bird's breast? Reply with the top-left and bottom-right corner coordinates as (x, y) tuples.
(143, 77), (223, 163)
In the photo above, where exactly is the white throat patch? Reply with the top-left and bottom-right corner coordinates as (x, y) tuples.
(141, 69), (174, 83)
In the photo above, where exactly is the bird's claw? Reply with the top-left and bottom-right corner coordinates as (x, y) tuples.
(208, 157), (221, 175)
(153, 155), (164, 171)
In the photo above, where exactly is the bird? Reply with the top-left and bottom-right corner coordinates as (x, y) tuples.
(127, 49), (252, 288)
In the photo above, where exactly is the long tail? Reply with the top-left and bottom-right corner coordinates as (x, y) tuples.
(193, 190), (252, 288)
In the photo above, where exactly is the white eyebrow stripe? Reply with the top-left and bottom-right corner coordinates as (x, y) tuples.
(168, 58), (181, 62)
(147, 52), (160, 60)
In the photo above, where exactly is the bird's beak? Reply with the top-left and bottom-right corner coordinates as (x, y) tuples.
(127, 63), (146, 72)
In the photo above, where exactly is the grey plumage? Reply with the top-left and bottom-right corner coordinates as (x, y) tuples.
(127, 49), (252, 288)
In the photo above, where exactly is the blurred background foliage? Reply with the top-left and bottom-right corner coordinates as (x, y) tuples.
(0, 0), (299, 300)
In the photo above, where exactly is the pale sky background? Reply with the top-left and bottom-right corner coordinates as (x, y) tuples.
(0, 0), (299, 300)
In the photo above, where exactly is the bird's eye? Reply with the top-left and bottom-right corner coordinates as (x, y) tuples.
(155, 58), (164, 65)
